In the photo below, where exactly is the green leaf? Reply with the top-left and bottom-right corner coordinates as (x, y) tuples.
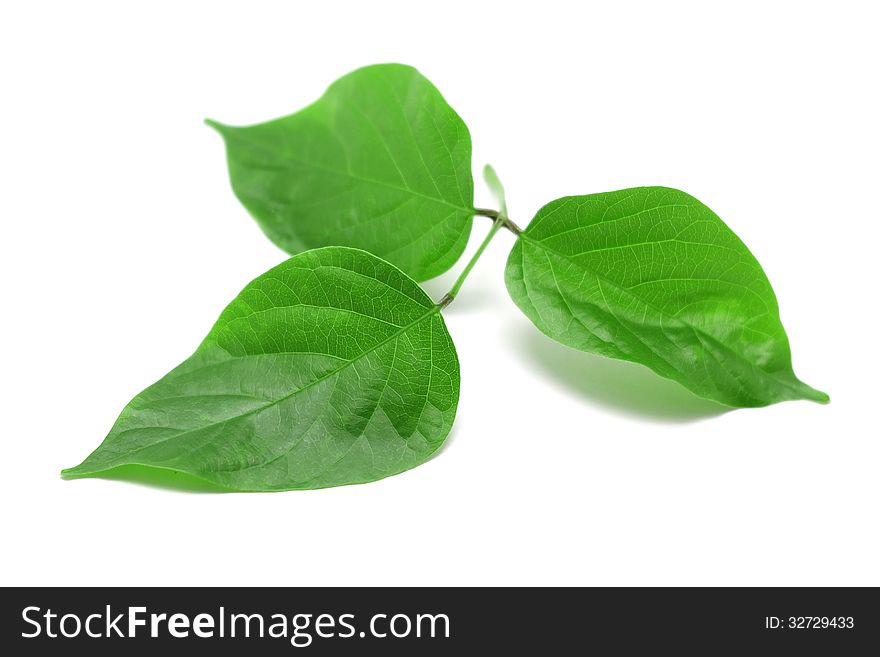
(63, 247), (460, 491)
(208, 63), (475, 282)
(505, 187), (827, 407)
(483, 164), (507, 214)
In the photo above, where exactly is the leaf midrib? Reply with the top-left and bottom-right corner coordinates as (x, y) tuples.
(66, 304), (441, 474)
(220, 122), (475, 217)
(518, 233), (810, 398)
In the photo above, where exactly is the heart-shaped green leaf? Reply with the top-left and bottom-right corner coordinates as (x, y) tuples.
(505, 187), (827, 407)
(208, 63), (475, 282)
(63, 247), (459, 490)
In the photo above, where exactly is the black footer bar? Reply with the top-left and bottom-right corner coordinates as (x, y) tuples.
(2, 587), (877, 654)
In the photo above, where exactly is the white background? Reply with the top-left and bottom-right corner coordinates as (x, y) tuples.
(2, 1), (877, 586)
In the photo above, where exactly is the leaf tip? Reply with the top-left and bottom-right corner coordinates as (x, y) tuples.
(60, 457), (102, 479)
(795, 380), (830, 405)
(60, 465), (84, 479)
(203, 118), (227, 134)
(811, 389), (831, 404)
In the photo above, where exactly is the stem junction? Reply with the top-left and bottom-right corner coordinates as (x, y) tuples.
(474, 208), (523, 235)
(439, 207), (523, 308)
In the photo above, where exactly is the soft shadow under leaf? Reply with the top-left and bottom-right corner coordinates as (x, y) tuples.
(508, 324), (729, 423)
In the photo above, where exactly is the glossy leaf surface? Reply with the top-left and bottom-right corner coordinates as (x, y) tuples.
(209, 64), (474, 281)
(64, 247), (459, 490)
(505, 187), (827, 407)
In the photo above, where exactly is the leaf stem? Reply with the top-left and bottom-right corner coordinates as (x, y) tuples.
(441, 216), (506, 306)
(474, 208), (523, 235)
